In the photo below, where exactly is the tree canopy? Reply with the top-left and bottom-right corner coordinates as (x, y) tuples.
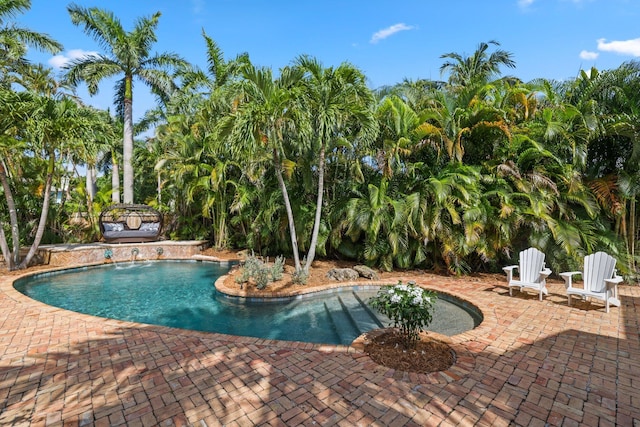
(2, 4), (640, 280)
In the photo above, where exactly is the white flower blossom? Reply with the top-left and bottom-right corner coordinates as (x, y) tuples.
(370, 282), (438, 347)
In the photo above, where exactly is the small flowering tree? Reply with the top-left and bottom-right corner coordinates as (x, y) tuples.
(369, 281), (437, 349)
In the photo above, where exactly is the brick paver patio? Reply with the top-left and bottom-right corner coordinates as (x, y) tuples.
(1, 265), (639, 426)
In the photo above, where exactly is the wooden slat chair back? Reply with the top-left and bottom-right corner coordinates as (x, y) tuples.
(503, 247), (552, 301)
(560, 251), (622, 313)
(583, 252), (616, 294)
(519, 248), (546, 284)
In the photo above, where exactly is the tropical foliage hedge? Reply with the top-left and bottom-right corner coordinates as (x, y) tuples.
(1, 2), (639, 278)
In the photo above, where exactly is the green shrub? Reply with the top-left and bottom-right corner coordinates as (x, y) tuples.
(291, 270), (308, 285)
(271, 255), (285, 281)
(369, 281), (437, 349)
(254, 266), (271, 290)
(235, 253), (286, 290)
(235, 254), (264, 284)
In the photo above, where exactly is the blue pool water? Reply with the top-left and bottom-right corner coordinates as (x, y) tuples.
(14, 261), (481, 345)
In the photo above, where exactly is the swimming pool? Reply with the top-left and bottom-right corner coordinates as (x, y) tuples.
(14, 261), (482, 345)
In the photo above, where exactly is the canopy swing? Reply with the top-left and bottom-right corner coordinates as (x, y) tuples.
(99, 204), (163, 243)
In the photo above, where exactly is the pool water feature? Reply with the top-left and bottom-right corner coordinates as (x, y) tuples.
(14, 261), (482, 346)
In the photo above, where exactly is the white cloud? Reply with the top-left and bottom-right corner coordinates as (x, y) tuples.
(48, 55), (69, 69)
(48, 49), (100, 69)
(520, 0), (591, 8)
(597, 38), (640, 57)
(192, 0), (205, 14)
(579, 50), (599, 60)
(370, 23), (415, 44)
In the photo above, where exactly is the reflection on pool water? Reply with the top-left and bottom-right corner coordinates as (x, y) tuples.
(14, 261), (482, 345)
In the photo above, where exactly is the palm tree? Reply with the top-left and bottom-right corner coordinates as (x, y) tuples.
(0, 0), (62, 87)
(417, 89), (511, 164)
(150, 34), (249, 246)
(408, 163), (484, 273)
(375, 95), (422, 178)
(566, 62), (640, 272)
(223, 63), (308, 272)
(439, 40), (515, 88)
(154, 115), (215, 238)
(0, 93), (99, 270)
(294, 55), (377, 274)
(156, 31), (248, 140)
(378, 78), (446, 113)
(341, 179), (408, 271)
(64, 4), (187, 204)
(180, 30), (249, 94)
(0, 88), (31, 268)
(97, 115), (123, 204)
(13, 63), (68, 96)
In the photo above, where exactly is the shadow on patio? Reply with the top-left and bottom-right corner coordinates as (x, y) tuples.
(1, 307), (639, 426)
(1, 266), (640, 426)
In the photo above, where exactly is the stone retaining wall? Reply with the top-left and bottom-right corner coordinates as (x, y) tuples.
(31, 241), (209, 268)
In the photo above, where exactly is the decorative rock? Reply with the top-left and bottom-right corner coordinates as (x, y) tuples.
(326, 268), (360, 281)
(353, 265), (379, 280)
(236, 249), (250, 260)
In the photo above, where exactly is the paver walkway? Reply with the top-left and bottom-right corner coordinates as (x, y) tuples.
(1, 266), (639, 426)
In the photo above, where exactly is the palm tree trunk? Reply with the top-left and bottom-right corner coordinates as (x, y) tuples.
(630, 196), (636, 271)
(273, 150), (302, 272)
(0, 161), (20, 268)
(0, 227), (12, 270)
(216, 215), (227, 248)
(111, 152), (120, 203)
(86, 166), (96, 201)
(18, 153), (55, 270)
(156, 171), (161, 204)
(304, 141), (326, 274)
(214, 195), (227, 248)
(123, 76), (134, 204)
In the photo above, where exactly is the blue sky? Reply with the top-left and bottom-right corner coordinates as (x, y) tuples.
(18, 0), (640, 121)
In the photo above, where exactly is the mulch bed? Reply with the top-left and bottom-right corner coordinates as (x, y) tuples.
(364, 330), (455, 373)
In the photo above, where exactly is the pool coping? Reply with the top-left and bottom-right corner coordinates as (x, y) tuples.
(2, 259), (496, 385)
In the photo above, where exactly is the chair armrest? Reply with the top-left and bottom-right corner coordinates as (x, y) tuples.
(560, 271), (581, 288)
(503, 265), (518, 283)
(540, 268), (552, 279)
(605, 275), (623, 300)
(605, 276), (623, 286)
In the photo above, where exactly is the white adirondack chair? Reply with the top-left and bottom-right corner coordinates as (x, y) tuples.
(560, 252), (622, 313)
(503, 247), (552, 301)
